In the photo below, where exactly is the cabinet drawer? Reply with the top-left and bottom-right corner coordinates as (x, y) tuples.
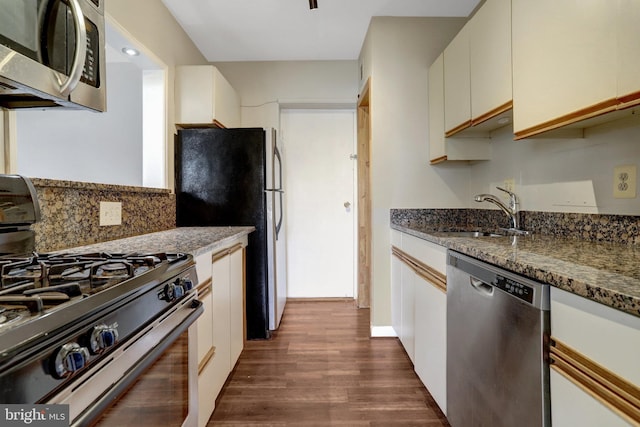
(401, 233), (447, 275)
(550, 287), (640, 387)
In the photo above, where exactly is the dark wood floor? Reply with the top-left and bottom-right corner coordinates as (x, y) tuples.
(208, 300), (449, 426)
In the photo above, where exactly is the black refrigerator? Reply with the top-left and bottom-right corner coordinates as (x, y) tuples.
(175, 127), (286, 340)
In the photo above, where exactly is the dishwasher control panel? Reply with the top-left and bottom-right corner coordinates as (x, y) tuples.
(494, 275), (534, 304)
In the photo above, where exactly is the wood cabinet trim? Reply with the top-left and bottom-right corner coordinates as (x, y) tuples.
(391, 246), (446, 293)
(617, 90), (640, 110)
(429, 155), (448, 165)
(550, 336), (640, 424)
(514, 98), (618, 140)
(212, 243), (245, 263)
(196, 277), (213, 296)
(228, 243), (244, 256)
(444, 120), (473, 138)
(198, 346), (216, 375)
(471, 100), (513, 126)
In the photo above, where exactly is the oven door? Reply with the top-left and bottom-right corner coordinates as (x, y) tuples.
(46, 294), (203, 427)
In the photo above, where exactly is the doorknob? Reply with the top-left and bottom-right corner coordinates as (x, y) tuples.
(344, 201), (351, 208)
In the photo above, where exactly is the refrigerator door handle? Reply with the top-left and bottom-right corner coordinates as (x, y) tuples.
(275, 191), (283, 240)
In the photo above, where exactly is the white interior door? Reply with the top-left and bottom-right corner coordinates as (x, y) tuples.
(281, 109), (356, 298)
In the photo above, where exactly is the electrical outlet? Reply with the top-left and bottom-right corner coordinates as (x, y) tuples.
(613, 165), (637, 199)
(100, 201), (122, 226)
(502, 178), (515, 192)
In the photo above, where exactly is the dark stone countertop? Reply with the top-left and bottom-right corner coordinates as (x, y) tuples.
(392, 223), (640, 318)
(58, 226), (255, 257)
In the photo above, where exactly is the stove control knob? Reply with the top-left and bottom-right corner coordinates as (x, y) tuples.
(89, 323), (119, 354)
(163, 283), (176, 302)
(181, 277), (194, 291)
(53, 343), (90, 378)
(174, 284), (185, 299)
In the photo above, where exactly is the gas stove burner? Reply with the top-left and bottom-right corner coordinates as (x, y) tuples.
(0, 308), (23, 327)
(98, 262), (130, 275)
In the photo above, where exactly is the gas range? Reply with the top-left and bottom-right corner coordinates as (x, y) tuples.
(0, 250), (198, 402)
(0, 176), (203, 426)
(0, 251), (189, 332)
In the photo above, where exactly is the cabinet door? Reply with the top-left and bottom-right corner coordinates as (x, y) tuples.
(194, 251), (214, 365)
(550, 287), (640, 425)
(228, 245), (244, 367)
(444, 24), (471, 136)
(550, 369), (631, 427)
(210, 251), (231, 398)
(414, 275), (447, 415)
(428, 54), (446, 162)
(196, 284), (214, 365)
(469, 0), (512, 123)
(176, 65), (240, 127)
(391, 231), (403, 337)
(512, 0), (617, 139)
(428, 53), (492, 164)
(400, 263), (415, 363)
(617, 0), (640, 108)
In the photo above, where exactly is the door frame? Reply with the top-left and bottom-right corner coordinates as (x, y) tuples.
(357, 78), (371, 308)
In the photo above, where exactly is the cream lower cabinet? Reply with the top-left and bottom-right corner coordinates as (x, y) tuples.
(195, 237), (247, 427)
(549, 287), (640, 426)
(391, 231), (447, 415)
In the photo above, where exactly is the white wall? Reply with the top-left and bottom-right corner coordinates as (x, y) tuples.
(106, 0), (207, 189)
(16, 63), (143, 185)
(361, 17), (468, 329)
(470, 114), (640, 215)
(215, 61), (358, 108)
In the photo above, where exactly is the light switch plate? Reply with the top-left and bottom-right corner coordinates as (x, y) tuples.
(613, 165), (637, 199)
(502, 178), (515, 192)
(100, 201), (122, 226)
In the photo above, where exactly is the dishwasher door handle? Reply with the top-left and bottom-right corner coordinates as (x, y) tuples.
(470, 277), (494, 296)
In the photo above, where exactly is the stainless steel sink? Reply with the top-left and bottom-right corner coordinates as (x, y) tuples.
(436, 231), (507, 238)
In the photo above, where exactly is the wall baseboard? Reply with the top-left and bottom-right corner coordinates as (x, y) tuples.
(286, 297), (356, 303)
(370, 326), (397, 338)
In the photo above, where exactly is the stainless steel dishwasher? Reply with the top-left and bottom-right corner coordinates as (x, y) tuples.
(446, 250), (551, 427)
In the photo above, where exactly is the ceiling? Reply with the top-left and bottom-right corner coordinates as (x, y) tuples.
(160, 0), (481, 62)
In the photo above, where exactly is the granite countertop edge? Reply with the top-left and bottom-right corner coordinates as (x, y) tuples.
(391, 223), (640, 318)
(58, 226), (255, 257)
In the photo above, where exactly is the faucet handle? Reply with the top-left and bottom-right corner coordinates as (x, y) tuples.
(495, 186), (514, 196)
(496, 186), (518, 208)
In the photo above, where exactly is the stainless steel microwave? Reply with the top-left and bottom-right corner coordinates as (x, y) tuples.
(0, 0), (105, 111)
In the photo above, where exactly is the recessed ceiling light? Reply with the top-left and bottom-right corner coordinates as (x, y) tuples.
(121, 47), (140, 57)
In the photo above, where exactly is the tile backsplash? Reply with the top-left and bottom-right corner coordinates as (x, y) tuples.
(30, 178), (176, 252)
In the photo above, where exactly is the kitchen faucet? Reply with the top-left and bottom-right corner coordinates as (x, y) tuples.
(474, 186), (521, 231)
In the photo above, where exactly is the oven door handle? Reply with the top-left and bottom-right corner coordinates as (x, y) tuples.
(72, 299), (203, 427)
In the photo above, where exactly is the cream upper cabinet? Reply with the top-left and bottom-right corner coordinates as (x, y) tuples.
(428, 54), (491, 164)
(469, 0), (512, 126)
(617, 0), (640, 109)
(428, 54), (447, 162)
(512, 0), (617, 139)
(176, 65), (241, 128)
(443, 24), (471, 136)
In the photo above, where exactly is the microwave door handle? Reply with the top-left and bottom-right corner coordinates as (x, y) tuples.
(57, 0), (87, 96)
